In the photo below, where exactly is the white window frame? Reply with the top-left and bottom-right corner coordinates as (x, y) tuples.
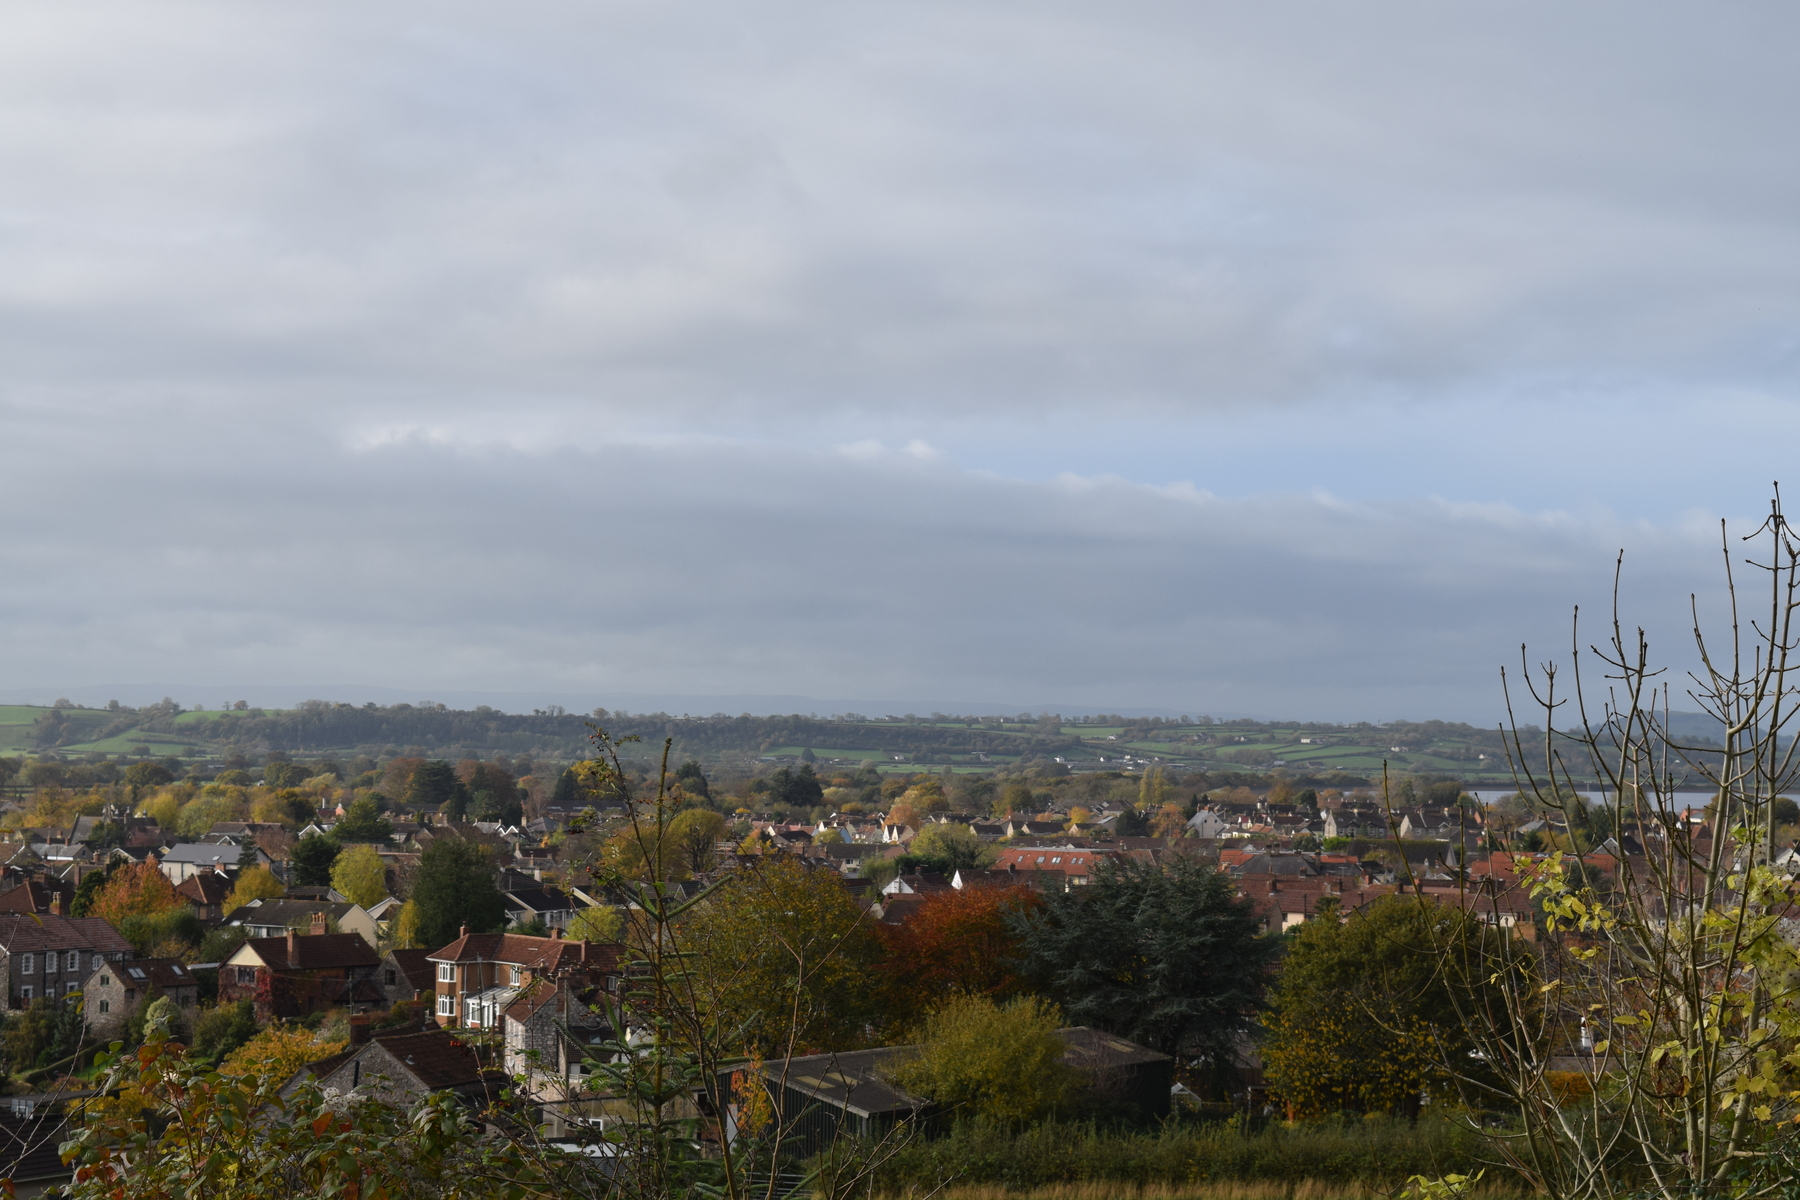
(18, 986), (30, 1002)
(509, 966), (521, 986)
(436, 994), (455, 1017)
(18, 954), (32, 976)
(66, 952), (79, 972)
(437, 963), (455, 983)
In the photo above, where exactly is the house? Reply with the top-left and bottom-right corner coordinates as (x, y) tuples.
(218, 926), (383, 1020)
(0, 914), (134, 1007)
(223, 898), (380, 948)
(1004, 819), (1065, 840)
(502, 885), (576, 930)
(987, 846), (1114, 887)
(1185, 808), (1230, 839)
(84, 958), (200, 1039)
(501, 977), (614, 1109)
(0, 878), (75, 916)
(880, 871), (952, 896)
(291, 1018), (503, 1109)
(157, 842), (268, 884)
(172, 871), (234, 922)
(377, 948), (436, 1005)
(426, 928), (622, 1030)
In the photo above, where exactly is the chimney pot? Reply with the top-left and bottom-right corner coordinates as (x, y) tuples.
(286, 927), (299, 968)
(48, 893), (61, 917)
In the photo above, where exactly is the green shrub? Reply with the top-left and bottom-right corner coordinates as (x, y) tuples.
(191, 999), (257, 1064)
(863, 1114), (1488, 1192)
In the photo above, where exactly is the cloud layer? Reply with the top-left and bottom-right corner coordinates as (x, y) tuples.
(0, 2), (1791, 719)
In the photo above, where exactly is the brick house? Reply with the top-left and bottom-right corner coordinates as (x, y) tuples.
(83, 958), (200, 1038)
(425, 928), (622, 1029)
(219, 927), (383, 1020)
(0, 914), (133, 1007)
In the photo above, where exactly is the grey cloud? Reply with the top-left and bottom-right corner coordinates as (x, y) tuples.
(0, 409), (1729, 721)
(0, 2), (1794, 419)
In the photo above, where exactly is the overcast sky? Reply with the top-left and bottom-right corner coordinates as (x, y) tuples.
(1, 1), (1794, 723)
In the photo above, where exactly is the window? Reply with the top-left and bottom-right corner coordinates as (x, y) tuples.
(66, 952), (79, 972)
(98, 975), (110, 988)
(1035, 855), (1045, 864)
(18, 955), (32, 976)
(44, 955), (56, 975)
(510, 966), (522, 986)
(65, 982), (78, 997)
(98, 1000), (110, 1014)
(437, 963), (455, 983)
(384, 969), (396, 984)
(437, 994), (455, 1016)
(18, 987), (30, 1002)
(1051, 856), (1062, 864)
(235, 967), (256, 985)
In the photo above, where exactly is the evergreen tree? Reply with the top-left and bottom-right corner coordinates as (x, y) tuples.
(409, 838), (507, 950)
(290, 834), (341, 888)
(404, 760), (459, 811)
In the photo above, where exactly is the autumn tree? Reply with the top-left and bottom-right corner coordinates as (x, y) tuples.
(889, 994), (1075, 1124)
(330, 842), (390, 909)
(668, 807), (725, 876)
(898, 822), (990, 876)
(224, 865), (285, 913)
(682, 856), (882, 1056)
(876, 883), (1040, 1030)
(1262, 895), (1500, 1118)
(90, 861), (185, 924)
(568, 905), (624, 943)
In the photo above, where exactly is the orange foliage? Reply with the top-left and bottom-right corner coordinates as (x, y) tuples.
(90, 861), (186, 924)
(877, 884), (1041, 1030)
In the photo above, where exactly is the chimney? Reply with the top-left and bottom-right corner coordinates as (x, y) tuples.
(349, 1014), (371, 1046)
(48, 891), (61, 917)
(310, 911), (327, 934)
(286, 928), (299, 968)
(550, 927), (562, 941)
(459, 924), (469, 939)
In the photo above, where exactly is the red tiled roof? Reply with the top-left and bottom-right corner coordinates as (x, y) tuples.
(174, 874), (233, 906)
(241, 932), (380, 972)
(426, 932), (622, 975)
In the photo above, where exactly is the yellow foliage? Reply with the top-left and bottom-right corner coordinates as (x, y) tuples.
(390, 898), (423, 949)
(568, 905), (624, 942)
(900, 780), (949, 814)
(330, 843), (389, 909)
(138, 790), (182, 829)
(220, 1024), (345, 1084)
(889, 994), (1075, 1123)
(1544, 1071), (1594, 1106)
(226, 865), (285, 912)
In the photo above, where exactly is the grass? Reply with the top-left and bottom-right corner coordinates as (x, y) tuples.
(892, 1181), (1523, 1200)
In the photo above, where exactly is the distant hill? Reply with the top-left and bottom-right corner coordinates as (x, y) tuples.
(0, 699), (1560, 781)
